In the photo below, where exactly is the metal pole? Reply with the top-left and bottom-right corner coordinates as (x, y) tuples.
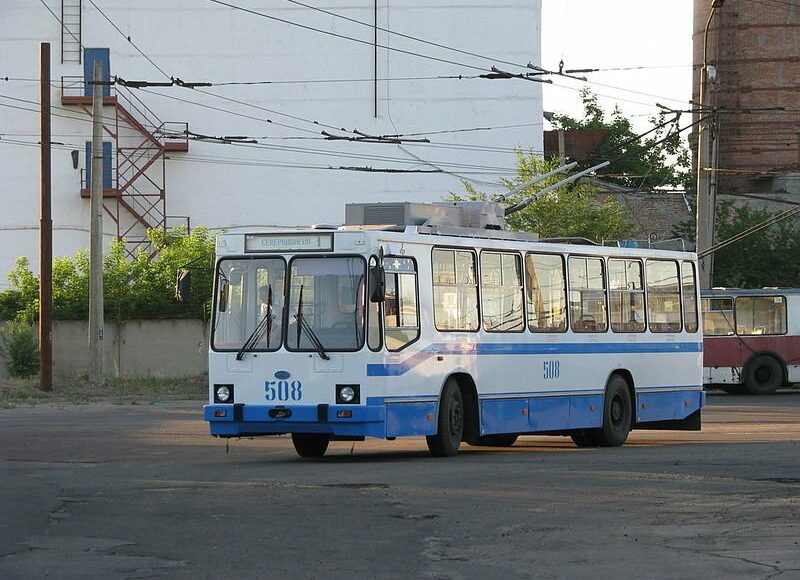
(39, 43), (53, 392)
(373, 0), (378, 118)
(504, 161), (609, 217)
(89, 59), (105, 386)
(696, 0), (724, 288)
(495, 162), (577, 203)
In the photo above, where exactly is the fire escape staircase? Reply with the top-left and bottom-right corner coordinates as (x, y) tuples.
(60, 77), (190, 257)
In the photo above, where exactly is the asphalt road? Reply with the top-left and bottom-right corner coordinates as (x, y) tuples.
(1, 392), (799, 580)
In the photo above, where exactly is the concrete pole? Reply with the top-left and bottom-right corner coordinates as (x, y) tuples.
(89, 59), (105, 386)
(696, 0), (724, 289)
(39, 43), (53, 392)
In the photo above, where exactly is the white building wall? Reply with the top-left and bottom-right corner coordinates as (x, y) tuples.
(0, 0), (542, 287)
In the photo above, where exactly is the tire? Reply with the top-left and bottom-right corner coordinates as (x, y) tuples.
(571, 432), (600, 448)
(743, 355), (784, 395)
(291, 433), (331, 458)
(595, 375), (633, 447)
(472, 434), (518, 447)
(426, 379), (464, 457)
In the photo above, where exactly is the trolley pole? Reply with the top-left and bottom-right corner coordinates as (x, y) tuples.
(89, 59), (105, 386)
(39, 43), (53, 392)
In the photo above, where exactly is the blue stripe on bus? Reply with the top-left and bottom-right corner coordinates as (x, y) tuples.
(366, 341), (703, 377)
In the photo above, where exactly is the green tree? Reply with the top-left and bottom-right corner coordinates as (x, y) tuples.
(552, 89), (691, 190)
(673, 201), (800, 287)
(452, 152), (634, 242)
(0, 227), (216, 321)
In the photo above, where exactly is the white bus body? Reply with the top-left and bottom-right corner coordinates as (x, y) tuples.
(204, 226), (704, 457)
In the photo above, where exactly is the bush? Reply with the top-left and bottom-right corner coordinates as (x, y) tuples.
(0, 321), (39, 378)
(0, 227), (215, 322)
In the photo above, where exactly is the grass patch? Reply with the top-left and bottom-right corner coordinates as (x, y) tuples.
(0, 373), (207, 406)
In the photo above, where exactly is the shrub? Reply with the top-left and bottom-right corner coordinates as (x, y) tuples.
(0, 227), (215, 322)
(0, 321), (39, 378)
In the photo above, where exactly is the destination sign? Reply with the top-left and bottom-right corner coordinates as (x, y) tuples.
(245, 233), (333, 253)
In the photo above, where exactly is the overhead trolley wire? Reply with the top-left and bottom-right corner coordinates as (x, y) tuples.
(87, 0), (172, 80)
(276, 0), (532, 70)
(205, 0), (498, 73)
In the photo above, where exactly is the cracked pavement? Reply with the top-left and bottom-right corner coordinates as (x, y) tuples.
(1, 393), (799, 579)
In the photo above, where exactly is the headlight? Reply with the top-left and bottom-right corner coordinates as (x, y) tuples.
(214, 384), (233, 403)
(336, 384), (360, 404)
(339, 386), (355, 403)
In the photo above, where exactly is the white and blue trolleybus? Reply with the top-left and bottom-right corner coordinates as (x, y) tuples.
(204, 201), (704, 457)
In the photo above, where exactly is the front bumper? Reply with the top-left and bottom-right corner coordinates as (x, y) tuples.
(204, 403), (391, 438)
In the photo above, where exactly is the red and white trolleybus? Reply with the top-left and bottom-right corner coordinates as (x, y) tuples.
(702, 288), (800, 394)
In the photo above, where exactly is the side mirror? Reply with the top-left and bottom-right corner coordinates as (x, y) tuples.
(368, 265), (385, 303)
(218, 279), (229, 312)
(175, 270), (192, 304)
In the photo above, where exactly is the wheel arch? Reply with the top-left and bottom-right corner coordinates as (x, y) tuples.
(606, 368), (636, 423)
(444, 372), (480, 443)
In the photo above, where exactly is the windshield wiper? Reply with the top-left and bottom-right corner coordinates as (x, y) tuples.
(236, 285), (272, 360)
(294, 284), (329, 360)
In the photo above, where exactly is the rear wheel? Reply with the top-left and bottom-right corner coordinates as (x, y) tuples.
(291, 433), (330, 458)
(743, 355), (784, 395)
(595, 375), (633, 447)
(473, 434), (518, 447)
(426, 379), (463, 457)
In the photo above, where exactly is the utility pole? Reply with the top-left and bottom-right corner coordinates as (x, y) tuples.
(89, 59), (105, 386)
(39, 43), (53, 392)
(696, 0), (725, 289)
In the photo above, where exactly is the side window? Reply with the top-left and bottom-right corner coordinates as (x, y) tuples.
(480, 252), (524, 332)
(646, 260), (682, 333)
(681, 261), (699, 333)
(526, 253), (567, 332)
(433, 249), (479, 331)
(735, 296), (787, 335)
(383, 257), (419, 351)
(568, 256), (608, 333)
(701, 297), (735, 335)
(608, 259), (645, 333)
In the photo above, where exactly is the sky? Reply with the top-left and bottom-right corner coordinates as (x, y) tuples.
(541, 0), (694, 129)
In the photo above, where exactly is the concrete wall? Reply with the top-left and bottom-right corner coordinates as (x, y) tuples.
(0, 320), (209, 378)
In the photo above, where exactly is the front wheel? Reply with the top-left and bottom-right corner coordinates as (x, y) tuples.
(595, 375), (633, 447)
(426, 380), (463, 457)
(291, 433), (331, 458)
